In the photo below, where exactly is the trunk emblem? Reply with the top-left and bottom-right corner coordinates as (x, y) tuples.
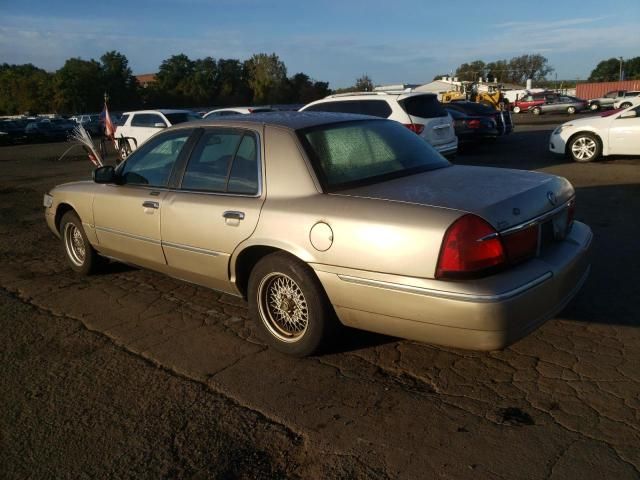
(547, 191), (557, 206)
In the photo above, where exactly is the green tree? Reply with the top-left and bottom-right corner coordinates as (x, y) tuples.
(455, 60), (486, 81)
(485, 60), (509, 82)
(355, 74), (374, 91)
(216, 59), (252, 106)
(152, 54), (196, 106)
(506, 54), (553, 84)
(288, 73), (331, 103)
(100, 51), (140, 110)
(589, 57), (640, 82)
(0, 64), (53, 115)
(189, 57), (219, 106)
(53, 58), (103, 113)
(244, 53), (288, 104)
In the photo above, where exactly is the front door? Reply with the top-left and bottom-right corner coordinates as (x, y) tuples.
(93, 128), (194, 268)
(609, 106), (640, 155)
(160, 127), (264, 293)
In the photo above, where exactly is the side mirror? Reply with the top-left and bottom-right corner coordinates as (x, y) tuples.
(153, 122), (167, 128)
(93, 165), (117, 184)
(619, 110), (637, 119)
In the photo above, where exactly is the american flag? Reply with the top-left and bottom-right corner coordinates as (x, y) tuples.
(101, 101), (115, 139)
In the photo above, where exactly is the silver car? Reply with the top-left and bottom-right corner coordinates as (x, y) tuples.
(44, 112), (592, 356)
(531, 96), (588, 115)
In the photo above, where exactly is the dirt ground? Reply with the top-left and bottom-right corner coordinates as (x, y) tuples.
(1, 121), (639, 479)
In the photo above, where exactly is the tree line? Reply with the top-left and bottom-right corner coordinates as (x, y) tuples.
(588, 57), (640, 82)
(0, 51), (333, 115)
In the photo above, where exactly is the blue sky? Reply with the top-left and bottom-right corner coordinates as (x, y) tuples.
(1, 0), (639, 88)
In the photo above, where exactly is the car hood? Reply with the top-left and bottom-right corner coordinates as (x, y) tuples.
(337, 165), (574, 231)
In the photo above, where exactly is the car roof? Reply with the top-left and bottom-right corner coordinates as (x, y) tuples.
(122, 109), (194, 115)
(177, 111), (380, 131)
(316, 91), (436, 101)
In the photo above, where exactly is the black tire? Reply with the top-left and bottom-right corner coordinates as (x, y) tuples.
(532, 107), (542, 115)
(512, 106), (521, 114)
(620, 102), (632, 109)
(567, 106), (576, 114)
(589, 103), (600, 111)
(248, 252), (338, 356)
(60, 211), (104, 275)
(118, 139), (132, 161)
(567, 133), (601, 163)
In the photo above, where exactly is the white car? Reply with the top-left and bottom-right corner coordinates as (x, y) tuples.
(549, 102), (640, 162)
(203, 107), (274, 119)
(613, 92), (640, 110)
(300, 91), (458, 157)
(115, 109), (201, 158)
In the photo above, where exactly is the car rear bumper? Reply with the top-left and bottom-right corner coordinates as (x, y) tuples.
(433, 138), (458, 156)
(313, 221), (592, 350)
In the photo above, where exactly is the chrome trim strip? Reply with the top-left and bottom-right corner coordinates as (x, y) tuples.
(95, 226), (161, 245)
(500, 199), (573, 236)
(337, 272), (553, 303)
(161, 240), (225, 257)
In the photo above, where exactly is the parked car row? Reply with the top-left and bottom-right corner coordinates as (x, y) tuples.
(114, 92), (515, 160)
(511, 91), (589, 115)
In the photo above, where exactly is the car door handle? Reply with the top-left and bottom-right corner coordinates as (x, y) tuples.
(142, 201), (159, 209)
(223, 211), (245, 220)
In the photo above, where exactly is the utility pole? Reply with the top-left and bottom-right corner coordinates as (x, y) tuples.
(619, 57), (624, 81)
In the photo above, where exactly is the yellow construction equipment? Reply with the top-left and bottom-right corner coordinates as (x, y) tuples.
(441, 82), (508, 110)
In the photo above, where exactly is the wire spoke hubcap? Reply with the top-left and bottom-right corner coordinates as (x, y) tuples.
(258, 273), (308, 342)
(571, 137), (596, 160)
(64, 223), (86, 266)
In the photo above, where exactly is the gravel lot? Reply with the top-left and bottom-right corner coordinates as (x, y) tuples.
(1, 118), (639, 479)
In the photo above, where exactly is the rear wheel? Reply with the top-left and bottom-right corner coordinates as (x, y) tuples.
(568, 133), (601, 163)
(60, 211), (104, 275)
(532, 107), (542, 115)
(248, 252), (338, 356)
(567, 106), (577, 114)
(589, 103), (600, 111)
(512, 106), (521, 114)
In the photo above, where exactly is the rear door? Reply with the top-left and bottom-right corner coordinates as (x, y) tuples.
(399, 94), (455, 147)
(160, 127), (265, 292)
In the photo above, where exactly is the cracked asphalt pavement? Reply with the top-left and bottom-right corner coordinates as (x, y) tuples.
(1, 122), (639, 479)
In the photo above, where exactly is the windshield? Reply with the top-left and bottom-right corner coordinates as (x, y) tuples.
(165, 112), (202, 125)
(299, 119), (449, 191)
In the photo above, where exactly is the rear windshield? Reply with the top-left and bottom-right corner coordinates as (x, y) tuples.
(298, 119), (449, 191)
(165, 112), (202, 125)
(400, 95), (447, 118)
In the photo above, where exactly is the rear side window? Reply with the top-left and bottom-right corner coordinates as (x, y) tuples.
(131, 113), (166, 127)
(165, 112), (201, 124)
(181, 129), (259, 195)
(400, 95), (447, 118)
(305, 100), (391, 118)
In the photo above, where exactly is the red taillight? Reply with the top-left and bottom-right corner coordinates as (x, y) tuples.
(436, 214), (506, 279)
(404, 123), (425, 135)
(502, 226), (538, 264)
(466, 119), (481, 129)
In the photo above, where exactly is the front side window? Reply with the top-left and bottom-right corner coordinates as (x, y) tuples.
(118, 130), (192, 187)
(299, 119), (449, 191)
(181, 129), (259, 195)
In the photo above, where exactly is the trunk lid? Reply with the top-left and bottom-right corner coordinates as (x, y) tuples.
(337, 165), (574, 231)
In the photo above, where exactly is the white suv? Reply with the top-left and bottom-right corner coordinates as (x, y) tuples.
(115, 109), (201, 157)
(300, 92), (457, 156)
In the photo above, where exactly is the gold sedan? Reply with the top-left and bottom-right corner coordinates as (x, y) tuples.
(44, 113), (592, 356)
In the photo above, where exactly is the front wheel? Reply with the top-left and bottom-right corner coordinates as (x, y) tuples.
(620, 102), (632, 109)
(513, 106), (521, 114)
(60, 211), (104, 274)
(248, 252), (338, 356)
(567, 106), (577, 114)
(568, 133), (601, 163)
